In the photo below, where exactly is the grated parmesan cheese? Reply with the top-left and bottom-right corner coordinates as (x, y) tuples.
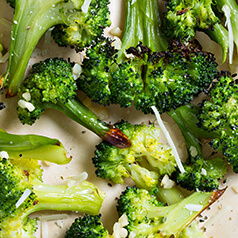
(0, 151), (9, 159)
(184, 204), (203, 212)
(110, 27), (123, 37)
(15, 188), (32, 208)
(18, 99), (35, 112)
(161, 174), (175, 189)
(151, 106), (185, 174)
(72, 63), (82, 80)
(81, 0), (92, 13)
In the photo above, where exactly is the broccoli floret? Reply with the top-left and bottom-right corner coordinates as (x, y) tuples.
(17, 58), (131, 148)
(167, 103), (227, 191)
(93, 120), (177, 190)
(2, 0), (110, 96)
(116, 186), (225, 237)
(0, 127), (70, 164)
(198, 71), (238, 172)
(79, 39), (218, 114)
(65, 214), (111, 238)
(162, 0), (238, 63)
(0, 156), (105, 237)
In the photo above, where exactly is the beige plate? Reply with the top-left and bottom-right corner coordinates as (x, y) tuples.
(0, 0), (238, 237)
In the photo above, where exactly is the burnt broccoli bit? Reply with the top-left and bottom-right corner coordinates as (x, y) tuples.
(0, 156), (105, 237)
(93, 120), (177, 190)
(2, 0), (111, 96)
(17, 58), (131, 148)
(79, 39), (218, 114)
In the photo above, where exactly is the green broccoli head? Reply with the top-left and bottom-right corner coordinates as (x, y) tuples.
(79, 40), (218, 114)
(0, 156), (105, 237)
(93, 120), (176, 190)
(17, 57), (131, 148)
(52, 0), (111, 52)
(162, 0), (220, 41)
(161, 0), (233, 62)
(17, 58), (77, 125)
(198, 71), (238, 172)
(117, 186), (225, 237)
(0, 157), (40, 237)
(173, 155), (227, 192)
(65, 214), (110, 238)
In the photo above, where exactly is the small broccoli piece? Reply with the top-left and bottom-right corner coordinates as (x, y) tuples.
(198, 71), (238, 172)
(168, 103), (227, 191)
(0, 156), (105, 237)
(65, 214), (111, 238)
(162, 0), (238, 63)
(17, 58), (131, 148)
(52, 0), (111, 51)
(79, 39), (218, 114)
(93, 120), (177, 190)
(0, 127), (70, 164)
(116, 186), (225, 238)
(162, 0), (229, 62)
(2, 0), (110, 96)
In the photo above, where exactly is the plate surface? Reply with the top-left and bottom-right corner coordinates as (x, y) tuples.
(0, 0), (237, 237)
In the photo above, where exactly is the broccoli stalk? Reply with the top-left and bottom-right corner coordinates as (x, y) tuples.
(157, 186), (207, 238)
(167, 103), (227, 191)
(116, 0), (168, 62)
(17, 58), (131, 148)
(2, 0), (110, 97)
(0, 128), (70, 164)
(0, 156), (105, 237)
(116, 186), (225, 237)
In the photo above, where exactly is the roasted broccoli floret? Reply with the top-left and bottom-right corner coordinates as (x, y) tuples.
(168, 103), (227, 191)
(162, 0), (238, 63)
(0, 156), (105, 237)
(198, 71), (238, 172)
(2, 0), (110, 96)
(17, 58), (131, 148)
(116, 186), (225, 238)
(93, 120), (177, 190)
(65, 214), (111, 238)
(79, 38), (218, 114)
(0, 127), (70, 164)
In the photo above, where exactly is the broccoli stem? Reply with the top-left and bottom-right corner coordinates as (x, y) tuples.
(145, 190), (224, 236)
(44, 97), (131, 148)
(157, 186), (184, 205)
(205, 23), (229, 63)
(167, 104), (219, 156)
(216, 0), (238, 54)
(117, 0), (167, 62)
(31, 180), (105, 215)
(0, 129), (70, 164)
(2, 0), (75, 96)
(157, 186), (207, 238)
